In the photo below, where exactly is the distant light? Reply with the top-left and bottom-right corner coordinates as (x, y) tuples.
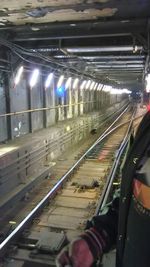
(97, 84), (102, 91)
(103, 85), (112, 92)
(98, 84), (103, 91)
(133, 45), (138, 53)
(66, 125), (70, 131)
(31, 26), (40, 31)
(94, 83), (98, 90)
(122, 88), (131, 94)
(57, 75), (64, 88)
(65, 77), (72, 89)
(146, 84), (150, 93)
(145, 74), (150, 92)
(73, 78), (79, 89)
(80, 80), (87, 90)
(97, 84), (100, 91)
(145, 74), (150, 82)
(85, 80), (91, 90)
(56, 86), (65, 97)
(29, 69), (39, 88)
(70, 23), (76, 27)
(90, 81), (95, 90)
(14, 66), (24, 85)
(45, 73), (53, 89)
(110, 89), (122, 95)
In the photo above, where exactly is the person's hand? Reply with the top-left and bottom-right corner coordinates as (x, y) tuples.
(56, 238), (94, 267)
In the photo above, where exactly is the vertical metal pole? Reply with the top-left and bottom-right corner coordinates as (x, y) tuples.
(27, 84), (32, 133)
(4, 73), (12, 140)
(42, 76), (47, 128)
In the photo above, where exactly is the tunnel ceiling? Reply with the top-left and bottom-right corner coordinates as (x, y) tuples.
(0, 0), (150, 90)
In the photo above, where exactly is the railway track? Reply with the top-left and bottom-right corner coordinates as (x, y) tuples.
(0, 107), (145, 266)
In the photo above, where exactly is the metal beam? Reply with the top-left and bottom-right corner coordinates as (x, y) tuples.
(66, 46), (143, 53)
(80, 55), (145, 60)
(11, 19), (147, 42)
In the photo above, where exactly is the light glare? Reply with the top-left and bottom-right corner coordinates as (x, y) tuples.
(80, 80), (87, 90)
(29, 69), (39, 88)
(90, 81), (95, 90)
(45, 73), (53, 89)
(14, 66), (24, 85)
(73, 78), (79, 89)
(65, 77), (72, 89)
(57, 75), (64, 88)
(85, 80), (91, 90)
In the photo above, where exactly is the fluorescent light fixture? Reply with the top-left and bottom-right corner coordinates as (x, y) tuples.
(97, 84), (102, 91)
(45, 73), (53, 89)
(14, 66), (24, 85)
(65, 77), (72, 89)
(85, 80), (91, 90)
(98, 84), (103, 91)
(73, 78), (79, 89)
(57, 75), (64, 88)
(122, 88), (131, 94)
(80, 80), (87, 90)
(110, 89), (122, 95)
(103, 85), (112, 92)
(97, 84), (100, 91)
(146, 74), (150, 82)
(146, 83), (150, 93)
(29, 69), (39, 88)
(145, 74), (150, 92)
(94, 83), (98, 90)
(90, 81), (95, 90)
(66, 46), (143, 53)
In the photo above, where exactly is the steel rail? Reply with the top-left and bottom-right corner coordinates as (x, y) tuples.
(95, 108), (137, 214)
(0, 105), (130, 257)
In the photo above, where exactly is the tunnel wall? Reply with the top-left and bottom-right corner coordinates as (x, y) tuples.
(0, 100), (126, 200)
(0, 66), (125, 143)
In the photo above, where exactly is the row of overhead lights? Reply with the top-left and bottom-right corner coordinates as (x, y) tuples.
(102, 85), (131, 94)
(14, 66), (131, 95)
(14, 66), (103, 91)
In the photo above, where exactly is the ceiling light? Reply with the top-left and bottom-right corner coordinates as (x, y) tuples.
(145, 74), (150, 93)
(66, 46), (143, 53)
(80, 80), (87, 90)
(94, 83), (98, 90)
(14, 66), (24, 85)
(133, 45), (138, 53)
(45, 73), (53, 89)
(73, 78), (79, 89)
(29, 69), (39, 88)
(110, 89), (122, 95)
(90, 81), (95, 90)
(122, 88), (131, 94)
(31, 26), (40, 31)
(65, 77), (72, 89)
(103, 85), (112, 92)
(57, 75), (64, 88)
(85, 80), (91, 90)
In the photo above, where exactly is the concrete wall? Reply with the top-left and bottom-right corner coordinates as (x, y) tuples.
(0, 101), (125, 200)
(0, 86), (7, 142)
(0, 65), (124, 143)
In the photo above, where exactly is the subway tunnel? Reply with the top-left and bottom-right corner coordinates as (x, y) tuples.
(0, 1), (150, 267)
